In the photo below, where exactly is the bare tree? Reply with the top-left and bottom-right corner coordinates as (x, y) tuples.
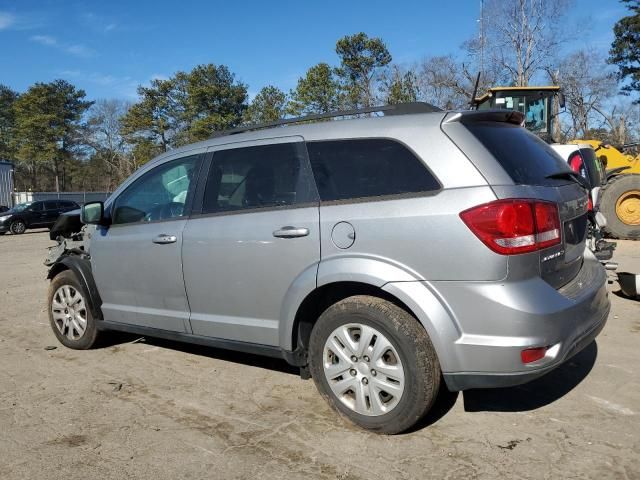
(553, 50), (617, 139)
(84, 99), (135, 189)
(592, 102), (640, 146)
(483, 0), (569, 86)
(413, 51), (506, 109)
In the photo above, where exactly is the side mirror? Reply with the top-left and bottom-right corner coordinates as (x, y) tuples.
(558, 92), (566, 109)
(81, 201), (106, 225)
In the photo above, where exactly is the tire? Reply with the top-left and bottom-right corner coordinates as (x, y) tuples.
(48, 270), (99, 349)
(600, 174), (640, 240)
(10, 220), (26, 235)
(309, 295), (440, 434)
(0, 232), (5, 235)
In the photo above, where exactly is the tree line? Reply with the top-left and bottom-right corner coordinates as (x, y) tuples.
(1, 0), (639, 192)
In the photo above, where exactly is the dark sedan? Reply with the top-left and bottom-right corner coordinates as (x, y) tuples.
(0, 200), (79, 235)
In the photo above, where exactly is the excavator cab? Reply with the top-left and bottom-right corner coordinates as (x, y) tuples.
(474, 86), (562, 139)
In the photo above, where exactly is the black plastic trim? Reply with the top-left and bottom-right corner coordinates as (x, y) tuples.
(47, 255), (103, 320)
(97, 320), (307, 366)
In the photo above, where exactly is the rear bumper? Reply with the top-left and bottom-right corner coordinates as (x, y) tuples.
(427, 250), (610, 391)
(443, 303), (608, 390)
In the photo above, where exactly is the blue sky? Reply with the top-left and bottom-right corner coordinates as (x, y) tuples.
(0, 0), (630, 101)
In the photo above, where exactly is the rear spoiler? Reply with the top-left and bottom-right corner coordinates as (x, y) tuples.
(442, 110), (525, 126)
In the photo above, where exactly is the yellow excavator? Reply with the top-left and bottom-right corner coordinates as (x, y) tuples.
(474, 86), (640, 239)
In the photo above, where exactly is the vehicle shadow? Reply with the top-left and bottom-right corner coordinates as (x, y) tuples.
(99, 331), (300, 376)
(462, 340), (598, 412)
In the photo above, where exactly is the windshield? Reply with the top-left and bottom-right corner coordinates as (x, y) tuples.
(478, 93), (550, 134)
(10, 202), (32, 212)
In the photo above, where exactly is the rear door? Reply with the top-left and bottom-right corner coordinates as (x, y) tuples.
(42, 200), (62, 226)
(182, 138), (320, 346)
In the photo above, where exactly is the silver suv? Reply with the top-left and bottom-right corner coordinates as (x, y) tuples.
(46, 104), (610, 434)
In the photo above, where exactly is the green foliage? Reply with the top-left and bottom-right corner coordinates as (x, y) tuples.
(288, 63), (342, 115)
(11, 80), (92, 190)
(120, 64), (248, 161)
(609, 0), (640, 99)
(0, 84), (18, 161)
(176, 64), (248, 142)
(244, 85), (287, 124)
(382, 67), (419, 104)
(120, 77), (180, 155)
(335, 32), (392, 108)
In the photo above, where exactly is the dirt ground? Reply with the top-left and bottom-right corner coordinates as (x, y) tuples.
(0, 231), (638, 480)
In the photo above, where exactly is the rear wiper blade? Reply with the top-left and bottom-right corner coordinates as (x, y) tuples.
(545, 171), (590, 190)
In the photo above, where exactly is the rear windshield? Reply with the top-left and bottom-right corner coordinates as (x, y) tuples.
(466, 122), (571, 186)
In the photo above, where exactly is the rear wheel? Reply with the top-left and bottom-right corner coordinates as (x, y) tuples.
(48, 270), (99, 349)
(10, 220), (26, 234)
(309, 295), (440, 434)
(600, 174), (640, 239)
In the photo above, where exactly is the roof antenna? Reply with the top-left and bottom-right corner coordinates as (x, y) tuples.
(469, 72), (481, 110)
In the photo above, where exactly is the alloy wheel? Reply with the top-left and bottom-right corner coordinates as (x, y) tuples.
(11, 221), (25, 234)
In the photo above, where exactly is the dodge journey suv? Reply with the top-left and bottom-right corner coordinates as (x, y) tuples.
(46, 103), (610, 434)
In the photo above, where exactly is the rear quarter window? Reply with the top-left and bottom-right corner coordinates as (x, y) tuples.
(465, 122), (570, 186)
(306, 138), (440, 201)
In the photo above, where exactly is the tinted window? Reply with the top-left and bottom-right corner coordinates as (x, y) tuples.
(466, 122), (571, 186)
(113, 155), (199, 224)
(44, 200), (58, 210)
(306, 139), (440, 202)
(201, 143), (316, 214)
(29, 202), (43, 212)
(579, 148), (604, 188)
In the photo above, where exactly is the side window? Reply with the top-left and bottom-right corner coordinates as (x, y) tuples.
(30, 202), (43, 212)
(201, 142), (315, 214)
(306, 139), (440, 202)
(112, 155), (199, 225)
(44, 200), (58, 210)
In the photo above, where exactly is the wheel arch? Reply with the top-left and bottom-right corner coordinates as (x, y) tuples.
(285, 280), (459, 373)
(47, 255), (103, 320)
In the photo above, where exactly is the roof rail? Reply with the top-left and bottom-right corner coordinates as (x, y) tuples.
(211, 102), (442, 138)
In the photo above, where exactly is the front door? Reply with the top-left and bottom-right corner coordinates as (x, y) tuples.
(91, 154), (201, 331)
(182, 139), (320, 346)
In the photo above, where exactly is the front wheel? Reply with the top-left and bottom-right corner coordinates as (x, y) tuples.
(48, 270), (99, 349)
(309, 295), (441, 434)
(10, 220), (26, 234)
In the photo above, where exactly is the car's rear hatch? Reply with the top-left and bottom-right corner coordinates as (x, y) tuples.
(442, 111), (589, 289)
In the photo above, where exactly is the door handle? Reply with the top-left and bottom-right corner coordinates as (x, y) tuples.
(152, 234), (177, 244)
(272, 226), (310, 238)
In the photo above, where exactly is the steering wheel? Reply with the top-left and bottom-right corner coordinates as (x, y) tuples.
(144, 202), (185, 221)
(159, 202), (184, 219)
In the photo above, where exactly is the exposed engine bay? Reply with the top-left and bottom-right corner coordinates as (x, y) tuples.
(44, 210), (91, 266)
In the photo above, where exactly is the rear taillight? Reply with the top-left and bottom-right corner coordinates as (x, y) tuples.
(460, 199), (561, 255)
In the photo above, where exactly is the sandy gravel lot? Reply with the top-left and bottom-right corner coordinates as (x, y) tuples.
(0, 231), (638, 479)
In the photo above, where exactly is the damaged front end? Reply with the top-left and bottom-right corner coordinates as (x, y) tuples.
(44, 210), (92, 266)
